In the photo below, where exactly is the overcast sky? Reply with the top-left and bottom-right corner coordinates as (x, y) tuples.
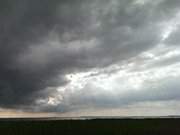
(0, 0), (180, 117)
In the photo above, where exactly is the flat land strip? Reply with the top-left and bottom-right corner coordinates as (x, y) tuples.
(0, 118), (180, 135)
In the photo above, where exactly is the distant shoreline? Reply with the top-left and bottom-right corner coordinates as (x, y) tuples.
(0, 116), (180, 121)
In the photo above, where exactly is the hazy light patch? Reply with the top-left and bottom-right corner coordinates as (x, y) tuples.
(133, 0), (164, 7)
(36, 91), (63, 107)
(63, 63), (143, 93)
(47, 97), (60, 106)
(44, 58), (180, 109)
(141, 52), (156, 59)
(134, 0), (150, 5)
(135, 63), (180, 81)
(65, 70), (99, 92)
(132, 100), (180, 108)
(161, 22), (177, 41)
(0, 108), (56, 118)
(57, 100), (180, 117)
(136, 44), (180, 70)
(150, 46), (180, 61)
(164, 49), (180, 58)
(127, 75), (144, 90)
(160, 12), (180, 41)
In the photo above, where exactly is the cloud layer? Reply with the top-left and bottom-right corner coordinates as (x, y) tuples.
(0, 0), (180, 115)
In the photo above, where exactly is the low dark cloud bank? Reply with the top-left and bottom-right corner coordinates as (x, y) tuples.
(0, 0), (89, 108)
(0, 0), (180, 113)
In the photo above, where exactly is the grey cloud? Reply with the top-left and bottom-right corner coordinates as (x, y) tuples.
(0, 0), (92, 108)
(0, 0), (180, 113)
(151, 56), (180, 68)
(48, 75), (180, 113)
(165, 27), (180, 46)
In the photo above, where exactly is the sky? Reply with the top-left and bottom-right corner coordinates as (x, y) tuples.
(0, 0), (180, 117)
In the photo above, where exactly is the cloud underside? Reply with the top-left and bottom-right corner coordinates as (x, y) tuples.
(0, 0), (180, 115)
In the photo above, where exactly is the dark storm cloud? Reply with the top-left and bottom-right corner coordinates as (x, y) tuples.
(0, 0), (92, 108)
(0, 0), (180, 112)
